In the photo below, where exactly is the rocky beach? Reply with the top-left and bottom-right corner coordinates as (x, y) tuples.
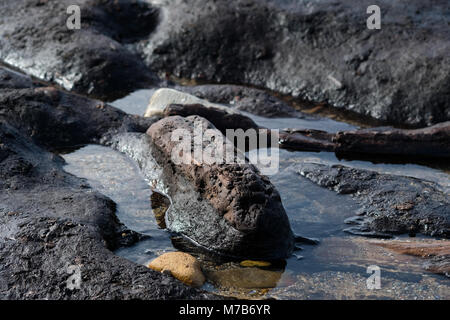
(0, 0), (449, 300)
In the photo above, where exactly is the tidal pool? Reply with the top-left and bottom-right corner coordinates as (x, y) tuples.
(61, 88), (449, 299)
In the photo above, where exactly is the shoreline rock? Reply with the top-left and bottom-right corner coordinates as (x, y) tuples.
(138, 0), (450, 127)
(296, 163), (450, 238)
(148, 252), (206, 288)
(0, 0), (160, 99)
(0, 122), (213, 299)
(179, 84), (306, 118)
(0, 70), (214, 299)
(112, 115), (295, 260)
(369, 239), (450, 278)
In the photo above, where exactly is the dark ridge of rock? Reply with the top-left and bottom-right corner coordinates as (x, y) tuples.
(0, 0), (160, 100)
(162, 103), (278, 152)
(0, 122), (214, 299)
(164, 103), (260, 133)
(112, 116), (294, 260)
(179, 84), (307, 118)
(0, 66), (34, 89)
(0, 85), (157, 150)
(140, 0), (450, 126)
(296, 163), (450, 238)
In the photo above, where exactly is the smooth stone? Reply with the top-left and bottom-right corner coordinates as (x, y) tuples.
(148, 252), (206, 288)
(144, 88), (238, 117)
(240, 260), (271, 268)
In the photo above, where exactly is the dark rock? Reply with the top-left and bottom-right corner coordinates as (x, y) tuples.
(293, 235), (320, 245)
(179, 84), (306, 118)
(139, 0), (450, 126)
(0, 66), (34, 89)
(111, 116), (294, 260)
(164, 103), (260, 133)
(424, 255), (450, 278)
(0, 122), (214, 299)
(0, 74), (214, 299)
(0, 84), (157, 150)
(296, 163), (450, 238)
(0, 0), (160, 99)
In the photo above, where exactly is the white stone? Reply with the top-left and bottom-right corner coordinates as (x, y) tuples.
(144, 88), (237, 117)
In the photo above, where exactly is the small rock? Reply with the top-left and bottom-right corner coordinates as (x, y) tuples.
(205, 265), (283, 289)
(144, 88), (237, 117)
(240, 260), (271, 268)
(147, 252), (206, 288)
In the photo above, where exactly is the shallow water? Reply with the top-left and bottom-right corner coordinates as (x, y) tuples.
(62, 88), (449, 299)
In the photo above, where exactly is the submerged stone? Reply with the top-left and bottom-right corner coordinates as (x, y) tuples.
(240, 260), (271, 268)
(148, 252), (206, 288)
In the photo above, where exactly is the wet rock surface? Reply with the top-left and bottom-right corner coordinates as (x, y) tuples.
(296, 163), (450, 238)
(164, 104), (260, 134)
(0, 75), (215, 299)
(138, 0), (450, 126)
(0, 84), (156, 150)
(0, 0), (449, 300)
(0, 123), (213, 299)
(179, 84), (305, 118)
(144, 88), (260, 133)
(2, 0), (449, 126)
(112, 116), (294, 260)
(0, 0), (160, 99)
(0, 66), (34, 89)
